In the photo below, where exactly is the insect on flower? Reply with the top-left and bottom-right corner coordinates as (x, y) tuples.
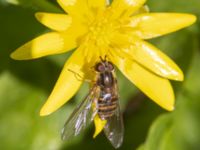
(10, 0), (197, 148)
(61, 57), (124, 148)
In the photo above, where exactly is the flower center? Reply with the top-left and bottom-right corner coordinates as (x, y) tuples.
(87, 9), (119, 47)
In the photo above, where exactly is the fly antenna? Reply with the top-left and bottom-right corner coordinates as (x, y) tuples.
(99, 56), (104, 62)
(99, 55), (108, 62)
(104, 55), (108, 61)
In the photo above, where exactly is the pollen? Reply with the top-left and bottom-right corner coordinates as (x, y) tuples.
(86, 9), (120, 47)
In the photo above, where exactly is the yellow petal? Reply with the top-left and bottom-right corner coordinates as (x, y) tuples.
(57, 0), (91, 21)
(110, 0), (146, 17)
(10, 32), (69, 60)
(40, 48), (85, 116)
(93, 115), (107, 138)
(35, 12), (72, 31)
(110, 52), (175, 111)
(120, 40), (184, 81)
(87, 0), (106, 9)
(129, 13), (197, 39)
(134, 5), (149, 15)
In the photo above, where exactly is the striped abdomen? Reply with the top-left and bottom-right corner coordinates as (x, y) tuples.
(98, 88), (118, 120)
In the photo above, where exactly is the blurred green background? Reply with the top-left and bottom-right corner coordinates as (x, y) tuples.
(0, 0), (200, 150)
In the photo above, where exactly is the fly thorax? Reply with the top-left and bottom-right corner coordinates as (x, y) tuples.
(99, 72), (114, 88)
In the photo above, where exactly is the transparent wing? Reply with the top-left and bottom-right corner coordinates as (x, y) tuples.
(61, 85), (100, 140)
(104, 80), (124, 149)
(103, 102), (124, 149)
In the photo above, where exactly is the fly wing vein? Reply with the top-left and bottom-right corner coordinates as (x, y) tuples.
(61, 85), (100, 140)
(103, 80), (124, 149)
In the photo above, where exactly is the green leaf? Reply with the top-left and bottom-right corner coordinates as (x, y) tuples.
(1, 0), (62, 12)
(0, 3), (65, 150)
(147, 0), (200, 13)
(139, 48), (200, 150)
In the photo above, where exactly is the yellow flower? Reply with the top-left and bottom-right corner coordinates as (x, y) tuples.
(11, 0), (196, 137)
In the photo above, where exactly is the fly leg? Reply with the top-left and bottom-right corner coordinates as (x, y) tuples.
(68, 69), (94, 83)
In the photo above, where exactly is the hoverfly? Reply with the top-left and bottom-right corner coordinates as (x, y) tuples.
(61, 57), (124, 149)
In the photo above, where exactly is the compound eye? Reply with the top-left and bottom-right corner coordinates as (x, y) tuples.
(95, 63), (105, 72)
(107, 62), (114, 71)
